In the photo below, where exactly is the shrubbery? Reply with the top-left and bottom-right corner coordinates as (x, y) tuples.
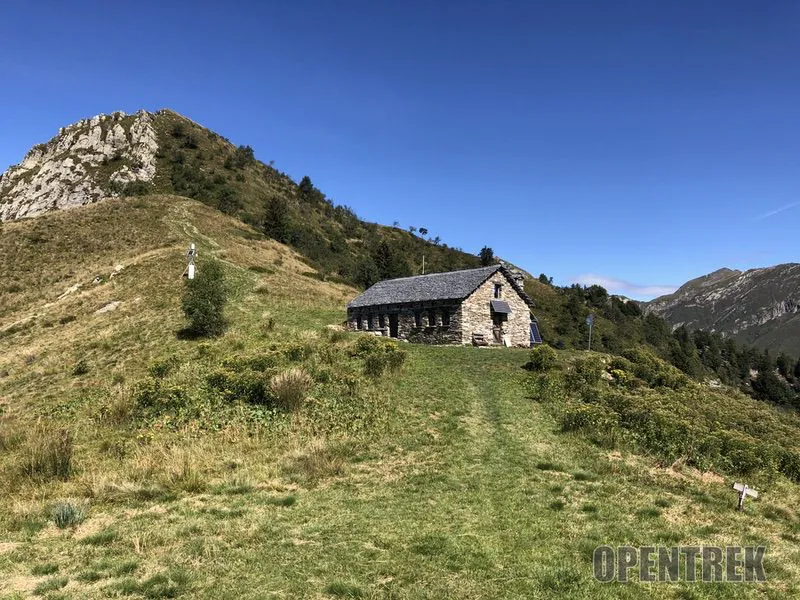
(181, 259), (227, 337)
(126, 332), (395, 435)
(349, 336), (407, 378)
(528, 348), (800, 482)
(526, 345), (557, 372)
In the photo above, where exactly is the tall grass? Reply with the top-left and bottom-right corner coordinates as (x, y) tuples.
(269, 367), (313, 411)
(19, 427), (73, 482)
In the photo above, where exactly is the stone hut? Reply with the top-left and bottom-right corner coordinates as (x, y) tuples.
(346, 264), (542, 347)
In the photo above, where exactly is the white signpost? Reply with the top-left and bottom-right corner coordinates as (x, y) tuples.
(183, 243), (197, 280)
(586, 314), (594, 351)
(733, 482), (759, 511)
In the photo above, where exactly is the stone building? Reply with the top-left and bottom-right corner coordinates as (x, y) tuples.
(346, 264), (542, 347)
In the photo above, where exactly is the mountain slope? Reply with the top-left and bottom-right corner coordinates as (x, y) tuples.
(3, 200), (800, 598)
(0, 194), (354, 409)
(647, 264), (800, 356)
(0, 109), (482, 283)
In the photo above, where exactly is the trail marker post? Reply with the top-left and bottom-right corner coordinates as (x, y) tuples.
(183, 243), (197, 280)
(733, 482), (758, 511)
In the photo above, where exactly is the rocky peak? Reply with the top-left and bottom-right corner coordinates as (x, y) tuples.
(646, 263), (800, 356)
(0, 110), (159, 221)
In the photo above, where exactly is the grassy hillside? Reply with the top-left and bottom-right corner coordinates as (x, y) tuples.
(138, 110), (482, 282)
(523, 278), (800, 410)
(2, 197), (800, 598)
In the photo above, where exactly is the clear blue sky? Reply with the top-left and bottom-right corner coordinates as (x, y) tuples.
(2, 1), (799, 299)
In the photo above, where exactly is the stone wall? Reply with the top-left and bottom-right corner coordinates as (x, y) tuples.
(460, 273), (531, 347)
(347, 303), (463, 345)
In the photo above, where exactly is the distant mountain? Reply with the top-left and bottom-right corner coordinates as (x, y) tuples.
(646, 264), (800, 356)
(0, 109), (481, 283)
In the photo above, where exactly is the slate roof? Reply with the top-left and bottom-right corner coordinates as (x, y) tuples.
(348, 265), (534, 309)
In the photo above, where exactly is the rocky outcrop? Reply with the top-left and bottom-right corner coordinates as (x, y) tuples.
(646, 263), (800, 356)
(0, 110), (158, 221)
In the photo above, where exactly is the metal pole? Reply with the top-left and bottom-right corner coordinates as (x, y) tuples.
(588, 320), (592, 352)
(422, 254), (425, 275)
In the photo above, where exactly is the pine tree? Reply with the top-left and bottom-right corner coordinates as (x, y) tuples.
(263, 196), (291, 243)
(373, 240), (410, 280)
(479, 246), (494, 266)
(353, 258), (380, 288)
(777, 353), (792, 379)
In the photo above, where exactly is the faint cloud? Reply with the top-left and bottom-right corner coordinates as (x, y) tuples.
(571, 274), (677, 300)
(755, 201), (800, 221)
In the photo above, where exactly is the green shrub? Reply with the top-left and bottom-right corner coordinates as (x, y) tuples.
(133, 379), (189, 410)
(72, 358), (90, 376)
(622, 348), (689, 389)
(207, 368), (271, 405)
(565, 357), (604, 390)
(560, 403), (617, 433)
(350, 336), (407, 378)
(148, 356), (178, 379)
(282, 341), (314, 362)
(181, 259), (227, 337)
(526, 345), (557, 372)
(52, 500), (87, 528)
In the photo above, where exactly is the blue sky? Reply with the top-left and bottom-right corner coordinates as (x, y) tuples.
(2, 1), (799, 299)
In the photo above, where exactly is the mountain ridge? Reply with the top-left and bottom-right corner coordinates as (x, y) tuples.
(647, 262), (800, 356)
(0, 109), (483, 285)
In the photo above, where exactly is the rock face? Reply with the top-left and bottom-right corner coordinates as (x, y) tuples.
(0, 110), (158, 221)
(646, 264), (800, 356)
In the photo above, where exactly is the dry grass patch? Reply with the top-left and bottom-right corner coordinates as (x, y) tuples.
(269, 367), (313, 411)
(281, 439), (347, 486)
(17, 426), (73, 483)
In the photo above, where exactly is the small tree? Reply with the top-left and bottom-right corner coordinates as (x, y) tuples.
(263, 196), (291, 243)
(181, 259), (227, 337)
(777, 353), (792, 379)
(353, 258), (380, 289)
(217, 186), (242, 215)
(479, 246), (494, 266)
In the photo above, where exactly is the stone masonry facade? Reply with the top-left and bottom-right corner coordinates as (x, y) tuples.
(459, 274), (531, 346)
(347, 269), (532, 347)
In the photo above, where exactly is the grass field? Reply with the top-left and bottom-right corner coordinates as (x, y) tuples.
(3, 343), (800, 598)
(2, 197), (799, 598)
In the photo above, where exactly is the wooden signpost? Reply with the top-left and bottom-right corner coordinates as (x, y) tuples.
(733, 482), (758, 511)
